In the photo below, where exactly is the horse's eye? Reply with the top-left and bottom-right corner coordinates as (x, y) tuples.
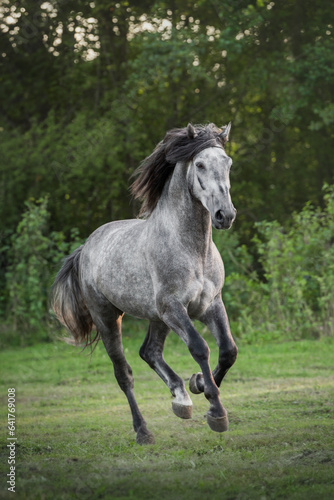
(196, 162), (205, 169)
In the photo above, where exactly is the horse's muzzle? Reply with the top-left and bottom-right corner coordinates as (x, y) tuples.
(213, 208), (236, 230)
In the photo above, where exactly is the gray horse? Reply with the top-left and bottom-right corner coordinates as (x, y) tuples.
(51, 122), (238, 444)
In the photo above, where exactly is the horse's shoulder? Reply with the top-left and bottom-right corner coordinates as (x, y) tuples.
(203, 241), (224, 285)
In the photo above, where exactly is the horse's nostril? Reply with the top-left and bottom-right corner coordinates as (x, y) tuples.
(215, 210), (224, 221)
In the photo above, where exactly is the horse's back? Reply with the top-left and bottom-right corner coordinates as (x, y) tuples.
(85, 218), (144, 244)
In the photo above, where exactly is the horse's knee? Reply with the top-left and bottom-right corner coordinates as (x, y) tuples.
(189, 337), (210, 363)
(219, 345), (238, 368)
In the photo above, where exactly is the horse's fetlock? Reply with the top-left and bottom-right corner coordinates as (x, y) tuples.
(205, 386), (220, 402)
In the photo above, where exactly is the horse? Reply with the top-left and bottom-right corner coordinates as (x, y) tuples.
(51, 122), (238, 445)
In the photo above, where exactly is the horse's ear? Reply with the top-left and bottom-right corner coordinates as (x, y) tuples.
(219, 122), (232, 144)
(187, 123), (197, 139)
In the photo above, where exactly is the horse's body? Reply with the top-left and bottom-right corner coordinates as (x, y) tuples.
(52, 123), (238, 444)
(82, 161), (224, 321)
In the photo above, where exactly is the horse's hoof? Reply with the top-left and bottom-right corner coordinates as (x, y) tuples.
(136, 426), (155, 445)
(189, 372), (204, 394)
(172, 401), (193, 419)
(206, 412), (229, 433)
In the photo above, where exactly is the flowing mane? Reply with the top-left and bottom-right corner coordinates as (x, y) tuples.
(131, 122), (230, 216)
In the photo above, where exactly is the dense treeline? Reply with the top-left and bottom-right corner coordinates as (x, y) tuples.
(0, 0), (333, 341)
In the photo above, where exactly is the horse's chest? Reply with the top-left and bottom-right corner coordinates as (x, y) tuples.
(188, 277), (218, 318)
(186, 254), (224, 318)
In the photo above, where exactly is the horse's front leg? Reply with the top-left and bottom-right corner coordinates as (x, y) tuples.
(189, 295), (238, 394)
(159, 299), (228, 432)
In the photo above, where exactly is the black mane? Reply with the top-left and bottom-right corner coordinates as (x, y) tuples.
(131, 122), (228, 216)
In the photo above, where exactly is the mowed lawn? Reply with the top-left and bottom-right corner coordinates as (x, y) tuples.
(1, 320), (334, 500)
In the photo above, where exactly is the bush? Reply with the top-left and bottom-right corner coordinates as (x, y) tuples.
(216, 185), (334, 343)
(2, 197), (83, 345)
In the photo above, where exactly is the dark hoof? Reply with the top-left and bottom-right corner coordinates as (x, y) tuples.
(189, 373), (204, 394)
(207, 412), (229, 433)
(172, 401), (193, 419)
(136, 426), (155, 445)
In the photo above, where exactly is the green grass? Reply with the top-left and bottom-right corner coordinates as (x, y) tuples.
(1, 320), (334, 500)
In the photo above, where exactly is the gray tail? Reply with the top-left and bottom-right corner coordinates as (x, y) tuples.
(51, 246), (98, 347)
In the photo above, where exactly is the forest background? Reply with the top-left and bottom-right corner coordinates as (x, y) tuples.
(0, 0), (333, 345)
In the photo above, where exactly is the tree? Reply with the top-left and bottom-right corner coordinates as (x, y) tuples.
(0, 0), (333, 243)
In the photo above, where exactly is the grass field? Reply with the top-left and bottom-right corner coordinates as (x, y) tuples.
(1, 320), (334, 500)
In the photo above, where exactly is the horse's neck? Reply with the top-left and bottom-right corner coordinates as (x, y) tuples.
(151, 162), (213, 256)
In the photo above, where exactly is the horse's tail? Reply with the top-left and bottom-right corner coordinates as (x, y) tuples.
(51, 246), (98, 348)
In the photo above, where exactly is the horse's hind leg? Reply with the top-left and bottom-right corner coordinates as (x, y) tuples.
(91, 306), (155, 445)
(140, 320), (193, 419)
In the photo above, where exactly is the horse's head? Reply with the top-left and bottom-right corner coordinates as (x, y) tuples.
(188, 145), (236, 230)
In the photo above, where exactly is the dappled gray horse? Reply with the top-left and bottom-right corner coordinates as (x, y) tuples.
(51, 122), (238, 444)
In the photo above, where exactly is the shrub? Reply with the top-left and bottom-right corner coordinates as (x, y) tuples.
(3, 196), (82, 345)
(215, 185), (334, 342)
